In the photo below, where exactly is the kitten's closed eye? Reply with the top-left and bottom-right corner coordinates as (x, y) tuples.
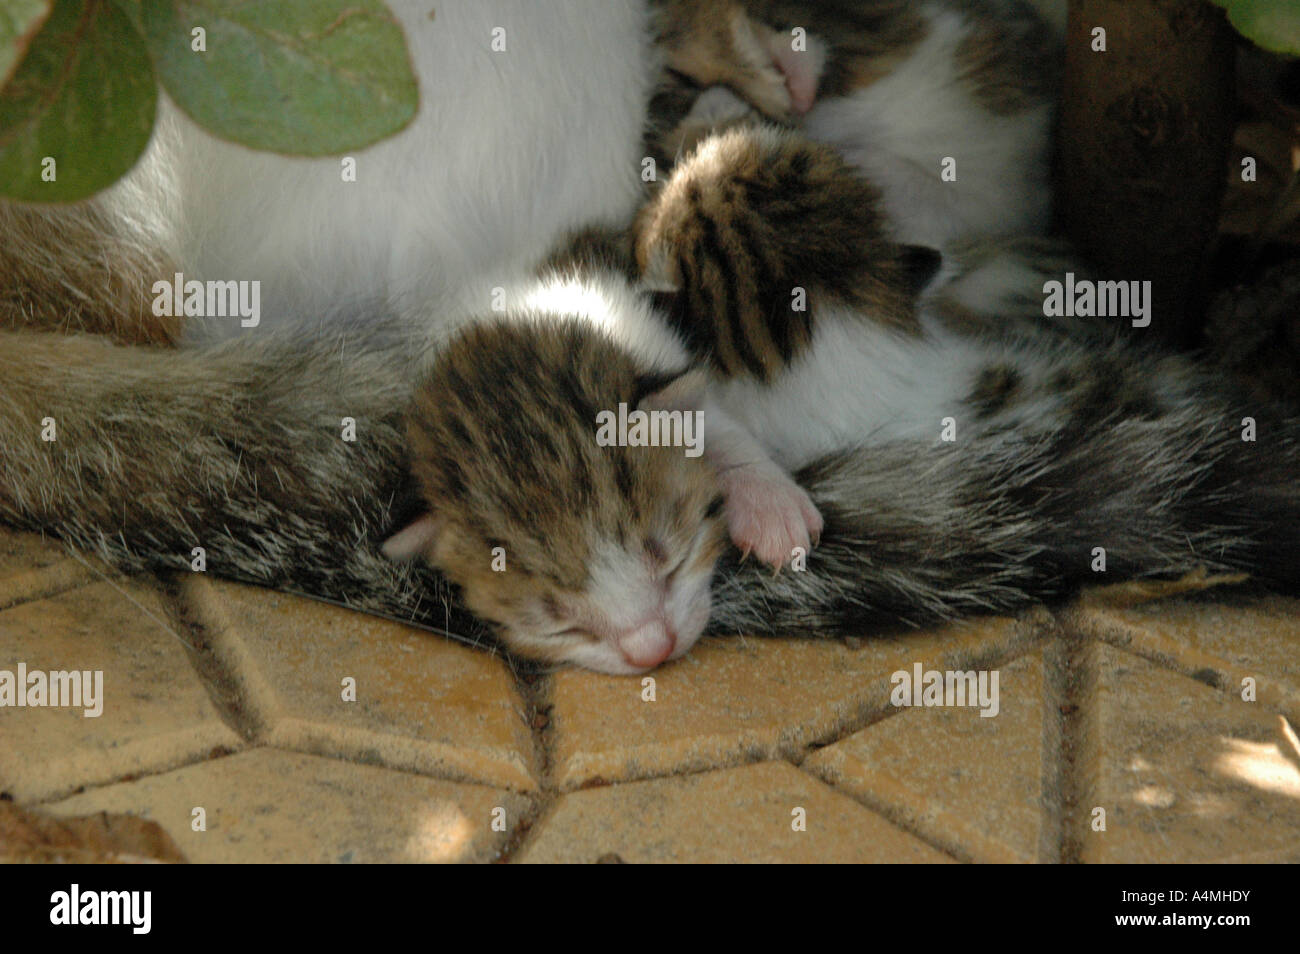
(544, 626), (596, 641)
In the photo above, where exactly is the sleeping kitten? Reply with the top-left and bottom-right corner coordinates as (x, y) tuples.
(635, 126), (938, 379)
(650, 0), (1058, 248)
(382, 312), (728, 673)
(381, 248), (836, 672)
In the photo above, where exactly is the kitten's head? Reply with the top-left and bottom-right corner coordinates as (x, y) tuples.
(635, 126), (934, 346)
(385, 319), (726, 674)
(652, 0), (828, 119)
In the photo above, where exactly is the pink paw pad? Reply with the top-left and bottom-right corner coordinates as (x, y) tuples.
(723, 468), (823, 569)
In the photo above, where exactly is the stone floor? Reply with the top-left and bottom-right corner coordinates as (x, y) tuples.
(1, 527), (1297, 863)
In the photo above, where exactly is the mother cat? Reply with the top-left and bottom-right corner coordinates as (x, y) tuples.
(0, 0), (804, 648)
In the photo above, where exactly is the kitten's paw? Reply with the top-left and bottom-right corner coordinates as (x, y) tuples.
(670, 87), (761, 158)
(727, 14), (796, 119)
(688, 86), (758, 126)
(724, 470), (823, 570)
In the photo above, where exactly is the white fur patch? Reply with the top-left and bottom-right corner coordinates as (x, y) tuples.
(520, 269), (690, 374)
(117, 1), (657, 339)
(800, 4), (1051, 250)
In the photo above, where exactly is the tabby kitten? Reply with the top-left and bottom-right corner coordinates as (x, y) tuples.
(650, 0), (1059, 248)
(634, 126), (935, 380)
(382, 236), (839, 671)
(383, 313), (728, 673)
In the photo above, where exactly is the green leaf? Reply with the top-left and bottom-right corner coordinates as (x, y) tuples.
(1208, 0), (1300, 55)
(0, 0), (157, 202)
(112, 0), (144, 34)
(0, 0), (53, 88)
(141, 0), (419, 156)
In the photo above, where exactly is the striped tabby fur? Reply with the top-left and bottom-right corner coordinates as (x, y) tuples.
(635, 126), (934, 380)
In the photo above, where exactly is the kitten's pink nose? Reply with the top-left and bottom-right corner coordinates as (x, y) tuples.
(617, 620), (677, 669)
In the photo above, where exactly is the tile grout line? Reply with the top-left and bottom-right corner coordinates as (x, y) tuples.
(12, 563), (250, 808)
(1038, 615), (1077, 864)
(789, 758), (970, 863)
(496, 669), (558, 863)
(0, 556), (96, 611)
(0, 546), (251, 809)
(777, 615), (1057, 772)
(165, 573), (274, 742)
(171, 575), (547, 799)
(533, 618), (1055, 817)
(789, 613), (1064, 864)
(1047, 605), (1101, 865)
(1067, 602), (1300, 723)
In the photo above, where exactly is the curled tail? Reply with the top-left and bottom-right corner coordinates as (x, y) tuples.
(0, 328), (480, 639)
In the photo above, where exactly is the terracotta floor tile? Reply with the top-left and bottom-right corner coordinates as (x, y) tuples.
(1077, 643), (1300, 863)
(0, 581), (242, 802)
(183, 577), (537, 791)
(548, 612), (1048, 790)
(0, 530), (95, 610)
(515, 760), (953, 863)
(1064, 596), (1300, 723)
(804, 650), (1058, 863)
(8, 517), (1295, 864)
(46, 748), (529, 863)
(0, 529), (68, 574)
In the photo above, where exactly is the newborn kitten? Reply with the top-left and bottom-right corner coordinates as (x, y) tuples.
(628, 126), (1085, 477)
(650, 0), (1058, 248)
(382, 258), (832, 673)
(383, 314), (726, 673)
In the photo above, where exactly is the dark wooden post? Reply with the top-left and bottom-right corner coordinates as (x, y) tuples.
(1059, 0), (1236, 347)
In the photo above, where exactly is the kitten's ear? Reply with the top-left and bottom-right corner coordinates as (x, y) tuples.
(381, 513), (443, 562)
(899, 245), (944, 296)
(636, 367), (708, 413)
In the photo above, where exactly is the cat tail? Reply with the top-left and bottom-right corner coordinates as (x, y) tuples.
(708, 398), (1300, 637)
(0, 327), (477, 635)
(0, 201), (183, 345)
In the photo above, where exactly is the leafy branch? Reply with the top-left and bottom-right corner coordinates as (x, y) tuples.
(1206, 0), (1300, 55)
(0, 0), (418, 202)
